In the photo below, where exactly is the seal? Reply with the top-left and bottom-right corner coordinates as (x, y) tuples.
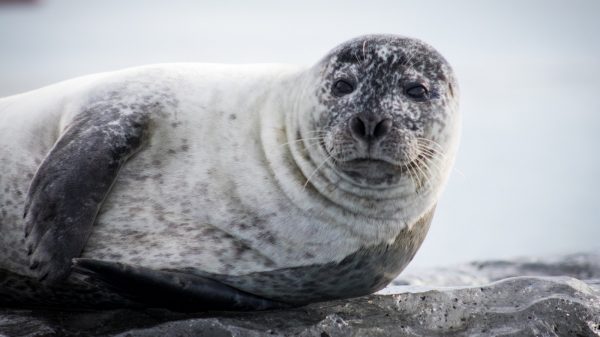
(0, 34), (460, 310)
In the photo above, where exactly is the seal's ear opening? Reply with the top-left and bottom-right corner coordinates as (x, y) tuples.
(72, 259), (291, 312)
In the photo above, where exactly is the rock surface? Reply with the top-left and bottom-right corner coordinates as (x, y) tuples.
(1, 253), (599, 337)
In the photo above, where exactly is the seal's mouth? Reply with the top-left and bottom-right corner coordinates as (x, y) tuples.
(333, 154), (429, 185)
(318, 128), (435, 185)
(336, 153), (429, 171)
(338, 158), (399, 169)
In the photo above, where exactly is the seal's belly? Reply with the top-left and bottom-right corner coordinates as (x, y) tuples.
(206, 208), (434, 304)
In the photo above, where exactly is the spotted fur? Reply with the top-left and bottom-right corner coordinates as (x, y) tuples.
(0, 35), (460, 308)
(198, 206), (435, 304)
(317, 36), (457, 169)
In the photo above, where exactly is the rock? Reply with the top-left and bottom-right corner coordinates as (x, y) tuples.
(393, 252), (600, 287)
(1, 253), (599, 337)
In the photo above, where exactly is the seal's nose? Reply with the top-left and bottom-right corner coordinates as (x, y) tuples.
(349, 115), (392, 143)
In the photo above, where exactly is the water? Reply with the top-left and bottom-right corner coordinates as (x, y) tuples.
(0, 0), (598, 268)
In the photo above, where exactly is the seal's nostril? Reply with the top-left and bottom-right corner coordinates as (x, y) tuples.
(350, 116), (391, 143)
(350, 117), (367, 140)
(373, 118), (392, 139)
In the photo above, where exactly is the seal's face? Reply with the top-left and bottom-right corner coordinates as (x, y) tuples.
(311, 35), (459, 187)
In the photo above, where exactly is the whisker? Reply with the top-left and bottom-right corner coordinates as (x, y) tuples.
(353, 50), (362, 64)
(413, 158), (432, 189)
(303, 154), (334, 190)
(402, 52), (418, 73)
(405, 153), (423, 190)
(416, 146), (448, 180)
(295, 141), (325, 153)
(418, 157), (438, 187)
(416, 146), (447, 164)
(420, 150), (465, 179)
(416, 141), (465, 178)
(416, 137), (446, 152)
(418, 154), (445, 179)
(452, 167), (465, 178)
(279, 137), (324, 147)
(415, 137), (441, 145)
(415, 142), (448, 161)
(400, 149), (420, 195)
(406, 163), (420, 196)
(410, 162), (425, 193)
(419, 146), (445, 159)
(416, 144), (441, 155)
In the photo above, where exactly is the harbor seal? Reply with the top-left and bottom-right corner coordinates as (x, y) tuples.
(0, 34), (460, 310)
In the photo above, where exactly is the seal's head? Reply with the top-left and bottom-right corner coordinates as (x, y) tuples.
(299, 35), (460, 193)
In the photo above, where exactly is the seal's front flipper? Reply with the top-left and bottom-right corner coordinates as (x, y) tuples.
(24, 107), (150, 284)
(72, 259), (290, 311)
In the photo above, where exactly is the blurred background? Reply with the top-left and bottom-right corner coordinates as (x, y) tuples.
(0, 0), (598, 269)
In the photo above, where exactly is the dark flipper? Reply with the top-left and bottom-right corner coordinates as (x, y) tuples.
(72, 259), (291, 311)
(24, 105), (150, 284)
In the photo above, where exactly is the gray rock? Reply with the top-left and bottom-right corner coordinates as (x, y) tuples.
(1, 253), (599, 337)
(393, 252), (600, 287)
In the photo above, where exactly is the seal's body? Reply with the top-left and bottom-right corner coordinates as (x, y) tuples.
(0, 35), (460, 309)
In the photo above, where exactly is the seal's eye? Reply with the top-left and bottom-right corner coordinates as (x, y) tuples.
(405, 83), (429, 100)
(332, 79), (355, 96)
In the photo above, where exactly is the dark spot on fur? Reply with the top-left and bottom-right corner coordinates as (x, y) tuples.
(234, 249), (249, 258)
(203, 227), (217, 235)
(236, 222), (250, 231)
(258, 231), (277, 245)
(130, 174), (149, 181)
(229, 114), (237, 120)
